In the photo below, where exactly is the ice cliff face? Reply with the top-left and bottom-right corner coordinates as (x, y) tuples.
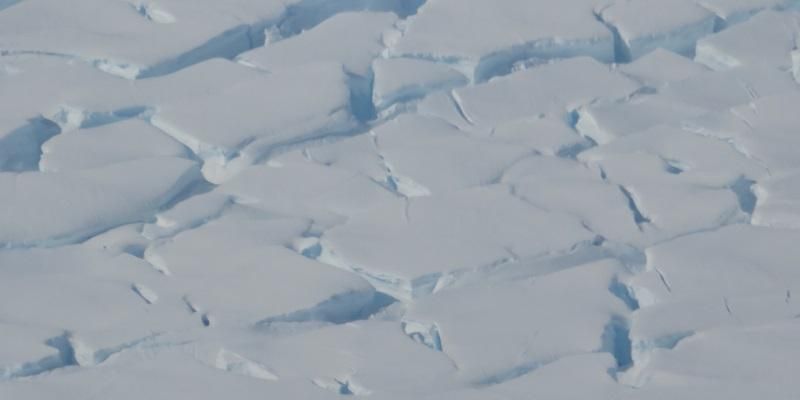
(2, 0), (800, 398)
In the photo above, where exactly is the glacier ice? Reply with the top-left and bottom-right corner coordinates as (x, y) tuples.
(2, 1), (800, 398)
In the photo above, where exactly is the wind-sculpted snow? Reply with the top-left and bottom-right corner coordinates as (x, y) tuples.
(2, 1), (800, 399)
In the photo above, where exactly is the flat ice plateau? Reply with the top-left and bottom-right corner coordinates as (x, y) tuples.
(2, 0), (800, 398)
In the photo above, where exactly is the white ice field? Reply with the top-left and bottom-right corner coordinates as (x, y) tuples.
(2, 0), (800, 398)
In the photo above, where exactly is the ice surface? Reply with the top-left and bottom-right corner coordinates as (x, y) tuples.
(3, 1), (800, 398)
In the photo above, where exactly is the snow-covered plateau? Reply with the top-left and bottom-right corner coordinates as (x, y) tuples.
(2, 0), (800, 398)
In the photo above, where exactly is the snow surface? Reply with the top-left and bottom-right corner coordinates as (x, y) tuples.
(2, 1), (800, 399)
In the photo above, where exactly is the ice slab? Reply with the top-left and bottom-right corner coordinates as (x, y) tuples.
(503, 156), (643, 245)
(372, 58), (467, 111)
(39, 118), (190, 171)
(619, 49), (709, 88)
(627, 321), (800, 397)
(194, 321), (459, 397)
(299, 133), (388, 183)
(142, 192), (234, 240)
(753, 171), (800, 228)
(0, 55), (139, 123)
(599, 0), (717, 61)
(580, 151), (747, 241)
(391, 0), (615, 81)
(217, 159), (395, 225)
(576, 94), (708, 144)
(0, 246), (196, 347)
(404, 259), (629, 383)
(453, 57), (640, 132)
(483, 353), (629, 399)
(144, 211), (377, 326)
(0, 158), (200, 246)
(238, 12), (396, 77)
(0, 347), (339, 400)
(370, 115), (531, 195)
(655, 65), (797, 111)
(487, 117), (593, 157)
(150, 62), (357, 182)
(0, 0), (292, 78)
(579, 124), (769, 186)
(699, 0), (795, 27)
(320, 185), (597, 299)
(686, 91), (800, 172)
(633, 224), (800, 306)
(695, 10), (800, 70)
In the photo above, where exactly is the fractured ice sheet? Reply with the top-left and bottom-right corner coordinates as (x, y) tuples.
(3, 1), (800, 398)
